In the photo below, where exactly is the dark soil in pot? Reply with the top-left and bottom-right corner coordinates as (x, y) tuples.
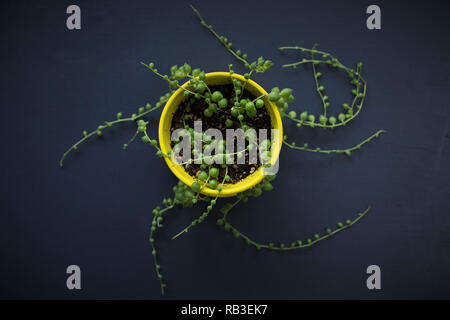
(170, 84), (272, 184)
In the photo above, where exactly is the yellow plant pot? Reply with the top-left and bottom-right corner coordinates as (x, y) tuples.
(158, 72), (283, 197)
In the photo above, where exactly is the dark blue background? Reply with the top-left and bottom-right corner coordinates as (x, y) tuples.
(1, 0), (449, 299)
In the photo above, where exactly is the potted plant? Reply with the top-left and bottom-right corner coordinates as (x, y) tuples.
(59, 5), (385, 295)
(158, 70), (283, 198)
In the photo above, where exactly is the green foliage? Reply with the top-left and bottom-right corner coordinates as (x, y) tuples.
(59, 4), (386, 296)
(278, 45), (368, 129)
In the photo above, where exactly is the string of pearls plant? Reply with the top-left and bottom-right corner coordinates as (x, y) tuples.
(59, 5), (385, 295)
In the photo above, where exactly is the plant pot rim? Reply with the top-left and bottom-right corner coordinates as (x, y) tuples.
(158, 71), (283, 197)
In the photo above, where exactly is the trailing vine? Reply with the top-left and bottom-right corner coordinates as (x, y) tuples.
(279, 45), (368, 130)
(60, 5), (386, 295)
(59, 94), (172, 168)
(220, 198), (371, 251)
